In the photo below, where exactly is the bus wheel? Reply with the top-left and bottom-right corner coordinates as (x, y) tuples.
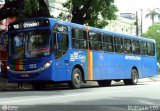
(124, 69), (139, 85)
(114, 80), (121, 82)
(32, 82), (46, 90)
(68, 68), (82, 89)
(98, 80), (111, 87)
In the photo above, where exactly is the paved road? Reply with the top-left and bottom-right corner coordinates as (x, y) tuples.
(0, 79), (160, 111)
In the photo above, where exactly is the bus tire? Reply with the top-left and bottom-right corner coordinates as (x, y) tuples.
(124, 69), (139, 85)
(97, 80), (111, 87)
(68, 68), (82, 89)
(32, 82), (46, 90)
(114, 80), (121, 82)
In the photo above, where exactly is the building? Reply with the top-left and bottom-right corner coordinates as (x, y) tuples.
(105, 16), (136, 36)
(48, 0), (136, 36)
(0, 18), (15, 31)
(120, 13), (135, 20)
(0, 0), (15, 31)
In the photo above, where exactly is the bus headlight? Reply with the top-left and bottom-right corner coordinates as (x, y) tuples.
(44, 61), (52, 68)
(7, 66), (10, 70)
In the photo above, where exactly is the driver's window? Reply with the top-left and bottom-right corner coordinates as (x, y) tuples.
(53, 24), (69, 59)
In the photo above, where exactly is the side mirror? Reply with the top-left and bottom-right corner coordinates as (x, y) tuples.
(57, 32), (63, 43)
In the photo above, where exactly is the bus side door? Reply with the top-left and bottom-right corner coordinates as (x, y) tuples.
(53, 24), (69, 81)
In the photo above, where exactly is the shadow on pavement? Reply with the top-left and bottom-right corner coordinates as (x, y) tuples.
(0, 80), (149, 92)
(9, 97), (160, 111)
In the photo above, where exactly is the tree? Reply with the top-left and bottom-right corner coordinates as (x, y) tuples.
(142, 23), (160, 62)
(0, 0), (50, 21)
(0, 0), (24, 21)
(58, 0), (118, 28)
(23, 0), (50, 18)
(145, 8), (160, 25)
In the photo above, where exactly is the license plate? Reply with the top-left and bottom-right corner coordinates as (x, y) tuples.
(21, 74), (29, 77)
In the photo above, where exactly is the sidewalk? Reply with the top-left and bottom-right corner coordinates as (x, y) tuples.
(0, 77), (32, 91)
(139, 75), (160, 82)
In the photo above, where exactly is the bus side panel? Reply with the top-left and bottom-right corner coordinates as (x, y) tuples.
(66, 50), (88, 81)
(123, 55), (142, 79)
(105, 54), (126, 79)
(92, 51), (102, 80)
(140, 56), (157, 78)
(54, 57), (68, 81)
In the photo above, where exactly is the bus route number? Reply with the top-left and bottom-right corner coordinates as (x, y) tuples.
(29, 64), (36, 69)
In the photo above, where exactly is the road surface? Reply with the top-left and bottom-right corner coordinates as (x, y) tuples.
(0, 79), (160, 111)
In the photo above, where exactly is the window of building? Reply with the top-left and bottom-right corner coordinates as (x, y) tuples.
(122, 28), (124, 31)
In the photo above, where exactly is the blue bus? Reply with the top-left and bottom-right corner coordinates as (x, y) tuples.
(7, 18), (157, 89)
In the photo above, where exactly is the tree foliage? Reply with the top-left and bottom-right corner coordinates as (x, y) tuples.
(0, 0), (50, 21)
(58, 0), (118, 28)
(143, 23), (160, 62)
(0, 0), (24, 21)
(145, 8), (160, 25)
(23, 0), (50, 18)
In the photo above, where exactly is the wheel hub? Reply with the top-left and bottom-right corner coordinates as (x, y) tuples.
(74, 73), (80, 84)
(133, 72), (138, 83)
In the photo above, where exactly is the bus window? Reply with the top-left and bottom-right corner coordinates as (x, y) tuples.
(123, 38), (132, 54)
(53, 24), (69, 59)
(9, 30), (51, 59)
(72, 28), (87, 49)
(140, 41), (148, 55)
(148, 42), (155, 56)
(103, 34), (114, 52)
(132, 40), (140, 55)
(150, 43), (155, 56)
(114, 36), (123, 53)
(89, 32), (102, 51)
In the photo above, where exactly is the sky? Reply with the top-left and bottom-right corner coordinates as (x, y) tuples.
(116, 0), (160, 32)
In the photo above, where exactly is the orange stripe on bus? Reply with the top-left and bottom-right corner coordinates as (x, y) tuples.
(90, 52), (93, 80)
(88, 50), (93, 80)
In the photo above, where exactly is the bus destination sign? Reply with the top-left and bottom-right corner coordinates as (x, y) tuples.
(23, 21), (39, 28)
(9, 19), (50, 31)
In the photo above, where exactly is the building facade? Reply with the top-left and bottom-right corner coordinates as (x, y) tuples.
(48, 0), (136, 36)
(105, 17), (136, 36)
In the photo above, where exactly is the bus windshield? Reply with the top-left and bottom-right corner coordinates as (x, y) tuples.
(9, 30), (51, 59)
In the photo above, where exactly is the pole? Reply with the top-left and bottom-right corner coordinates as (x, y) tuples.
(140, 9), (143, 36)
(44, 0), (49, 7)
(136, 11), (139, 36)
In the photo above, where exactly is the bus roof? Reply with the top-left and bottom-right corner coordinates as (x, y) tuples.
(9, 17), (155, 43)
(48, 18), (155, 43)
